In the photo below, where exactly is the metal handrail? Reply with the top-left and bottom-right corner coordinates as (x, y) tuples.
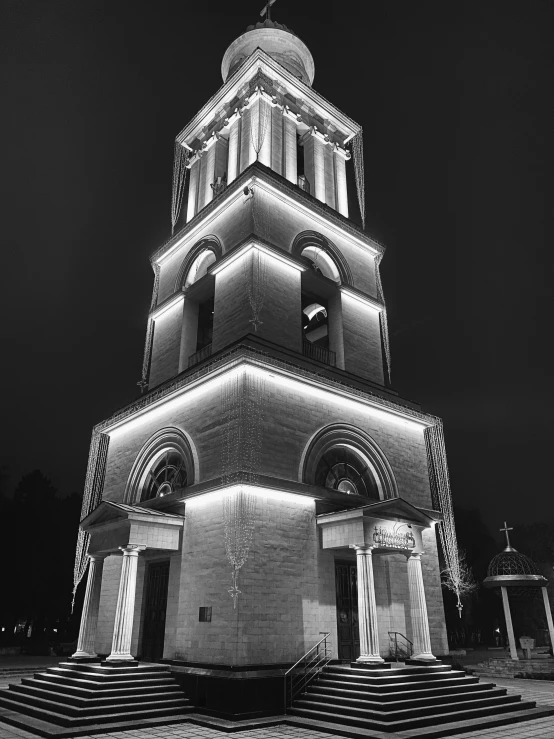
(284, 632), (331, 710)
(388, 631), (413, 662)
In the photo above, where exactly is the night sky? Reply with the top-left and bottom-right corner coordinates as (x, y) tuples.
(1, 0), (552, 543)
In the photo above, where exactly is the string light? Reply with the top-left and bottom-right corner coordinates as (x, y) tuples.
(425, 423), (463, 615)
(72, 431), (109, 610)
(351, 130), (366, 229)
(171, 142), (189, 234)
(250, 89), (270, 160)
(221, 371), (264, 606)
(375, 254), (391, 383)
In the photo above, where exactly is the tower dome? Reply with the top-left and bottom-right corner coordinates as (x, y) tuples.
(221, 20), (315, 86)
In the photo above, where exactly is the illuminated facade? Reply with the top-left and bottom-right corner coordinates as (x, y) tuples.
(73, 19), (453, 718)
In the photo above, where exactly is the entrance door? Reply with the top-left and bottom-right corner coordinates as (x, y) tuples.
(141, 560), (170, 662)
(335, 562), (360, 661)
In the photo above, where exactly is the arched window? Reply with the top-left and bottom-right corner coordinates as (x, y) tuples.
(175, 236), (223, 292)
(125, 428), (195, 504)
(141, 449), (188, 501)
(300, 246), (340, 283)
(303, 424), (397, 500)
(184, 250), (216, 288)
(315, 445), (379, 498)
(291, 231), (352, 286)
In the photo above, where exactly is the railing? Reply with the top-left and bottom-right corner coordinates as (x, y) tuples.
(389, 631), (413, 662)
(284, 632), (331, 710)
(303, 340), (336, 367)
(188, 343), (212, 368)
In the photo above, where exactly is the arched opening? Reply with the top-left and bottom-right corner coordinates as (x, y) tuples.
(303, 424), (397, 501)
(125, 428), (195, 504)
(184, 250), (216, 288)
(300, 246), (340, 283)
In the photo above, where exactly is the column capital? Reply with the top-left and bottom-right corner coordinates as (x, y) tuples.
(408, 550), (425, 560)
(88, 553), (107, 563)
(119, 545), (146, 557)
(351, 544), (375, 555)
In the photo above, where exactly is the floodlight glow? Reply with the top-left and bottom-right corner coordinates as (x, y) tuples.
(185, 484), (313, 509)
(150, 292), (184, 320)
(211, 240), (305, 276)
(340, 287), (383, 313)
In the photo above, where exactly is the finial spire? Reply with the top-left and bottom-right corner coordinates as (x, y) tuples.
(499, 521), (514, 550)
(260, 0), (277, 21)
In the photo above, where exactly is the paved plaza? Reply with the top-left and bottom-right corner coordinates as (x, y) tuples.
(1, 674), (554, 739)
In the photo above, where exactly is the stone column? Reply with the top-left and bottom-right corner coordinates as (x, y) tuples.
(353, 546), (384, 664)
(407, 552), (436, 661)
(106, 545), (145, 662)
(72, 555), (105, 659)
(542, 587), (554, 651)
(500, 586), (518, 660)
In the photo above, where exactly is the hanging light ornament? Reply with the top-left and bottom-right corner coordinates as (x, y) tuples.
(221, 371), (263, 607)
(425, 423), (463, 616)
(171, 141), (189, 234)
(72, 431), (110, 610)
(375, 254), (391, 383)
(250, 89), (271, 161)
(351, 130), (366, 229)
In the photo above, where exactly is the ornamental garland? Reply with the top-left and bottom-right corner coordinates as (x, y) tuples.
(250, 90), (271, 160)
(138, 265), (160, 393)
(171, 142), (189, 234)
(351, 129), (366, 229)
(243, 248), (267, 332)
(221, 371), (264, 607)
(375, 254), (391, 384)
(72, 431), (109, 610)
(425, 423), (463, 615)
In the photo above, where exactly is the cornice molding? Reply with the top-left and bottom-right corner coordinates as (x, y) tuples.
(150, 162), (385, 265)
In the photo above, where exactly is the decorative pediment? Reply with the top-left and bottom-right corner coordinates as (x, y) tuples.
(80, 500), (183, 529)
(81, 501), (184, 555)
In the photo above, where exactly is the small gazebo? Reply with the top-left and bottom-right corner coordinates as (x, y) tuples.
(484, 522), (554, 660)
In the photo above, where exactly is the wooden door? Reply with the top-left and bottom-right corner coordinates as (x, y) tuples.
(141, 560), (170, 662)
(335, 562), (360, 661)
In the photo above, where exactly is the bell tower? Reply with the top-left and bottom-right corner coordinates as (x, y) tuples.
(73, 16), (458, 720)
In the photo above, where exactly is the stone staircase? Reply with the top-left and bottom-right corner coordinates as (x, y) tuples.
(288, 662), (554, 735)
(0, 661), (194, 737)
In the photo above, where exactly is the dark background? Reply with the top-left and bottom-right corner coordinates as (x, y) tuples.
(1, 0), (553, 551)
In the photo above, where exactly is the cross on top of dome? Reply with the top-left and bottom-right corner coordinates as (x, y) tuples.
(500, 521), (515, 551)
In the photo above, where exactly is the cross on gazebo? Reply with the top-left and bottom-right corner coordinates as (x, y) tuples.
(500, 521), (514, 549)
(260, 0), (277, 20)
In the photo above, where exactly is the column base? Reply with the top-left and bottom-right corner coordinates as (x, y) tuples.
(102, 659), (139, 667)
(106, 653), (136, 663)
(71, 650), (98, 660)
(356, 655), (385, 665)
(408, 653), (438, 663)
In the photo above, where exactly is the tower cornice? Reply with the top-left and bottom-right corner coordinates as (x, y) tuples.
(96, 341), (436, 438)
(175, 49), (360, 151)
(151, 162), (384, 266)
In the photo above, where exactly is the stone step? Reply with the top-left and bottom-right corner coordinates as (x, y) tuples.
(21, 676), (175, 700)
(58, 662), (168, 676)
(295, 692), (522, 723)
(47, 666), (170, 683)
(310, 679), (495, 703)
(321, 667), (467, 686)
(317, 674), (478, 693)
(285, 706), (554, 739)
(0, 706), (191, 737)
(0, 691), (192, 728)
(9, 683), (187, 712)
(328, 664), (452, 678)
(289, 698), (538, 733)
(34, 672), (174, 691)
(305, 685), (508, 712)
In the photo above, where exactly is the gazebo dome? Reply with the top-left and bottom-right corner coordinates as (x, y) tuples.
(487, 549), (542, 578)
(221, 20), (315, 86)
(484, 545), (547, 599)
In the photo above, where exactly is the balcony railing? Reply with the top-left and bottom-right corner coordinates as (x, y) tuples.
(188, 343), (212, 368)
(297, 174), (310, 193)
(303, 340), (336, 367)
